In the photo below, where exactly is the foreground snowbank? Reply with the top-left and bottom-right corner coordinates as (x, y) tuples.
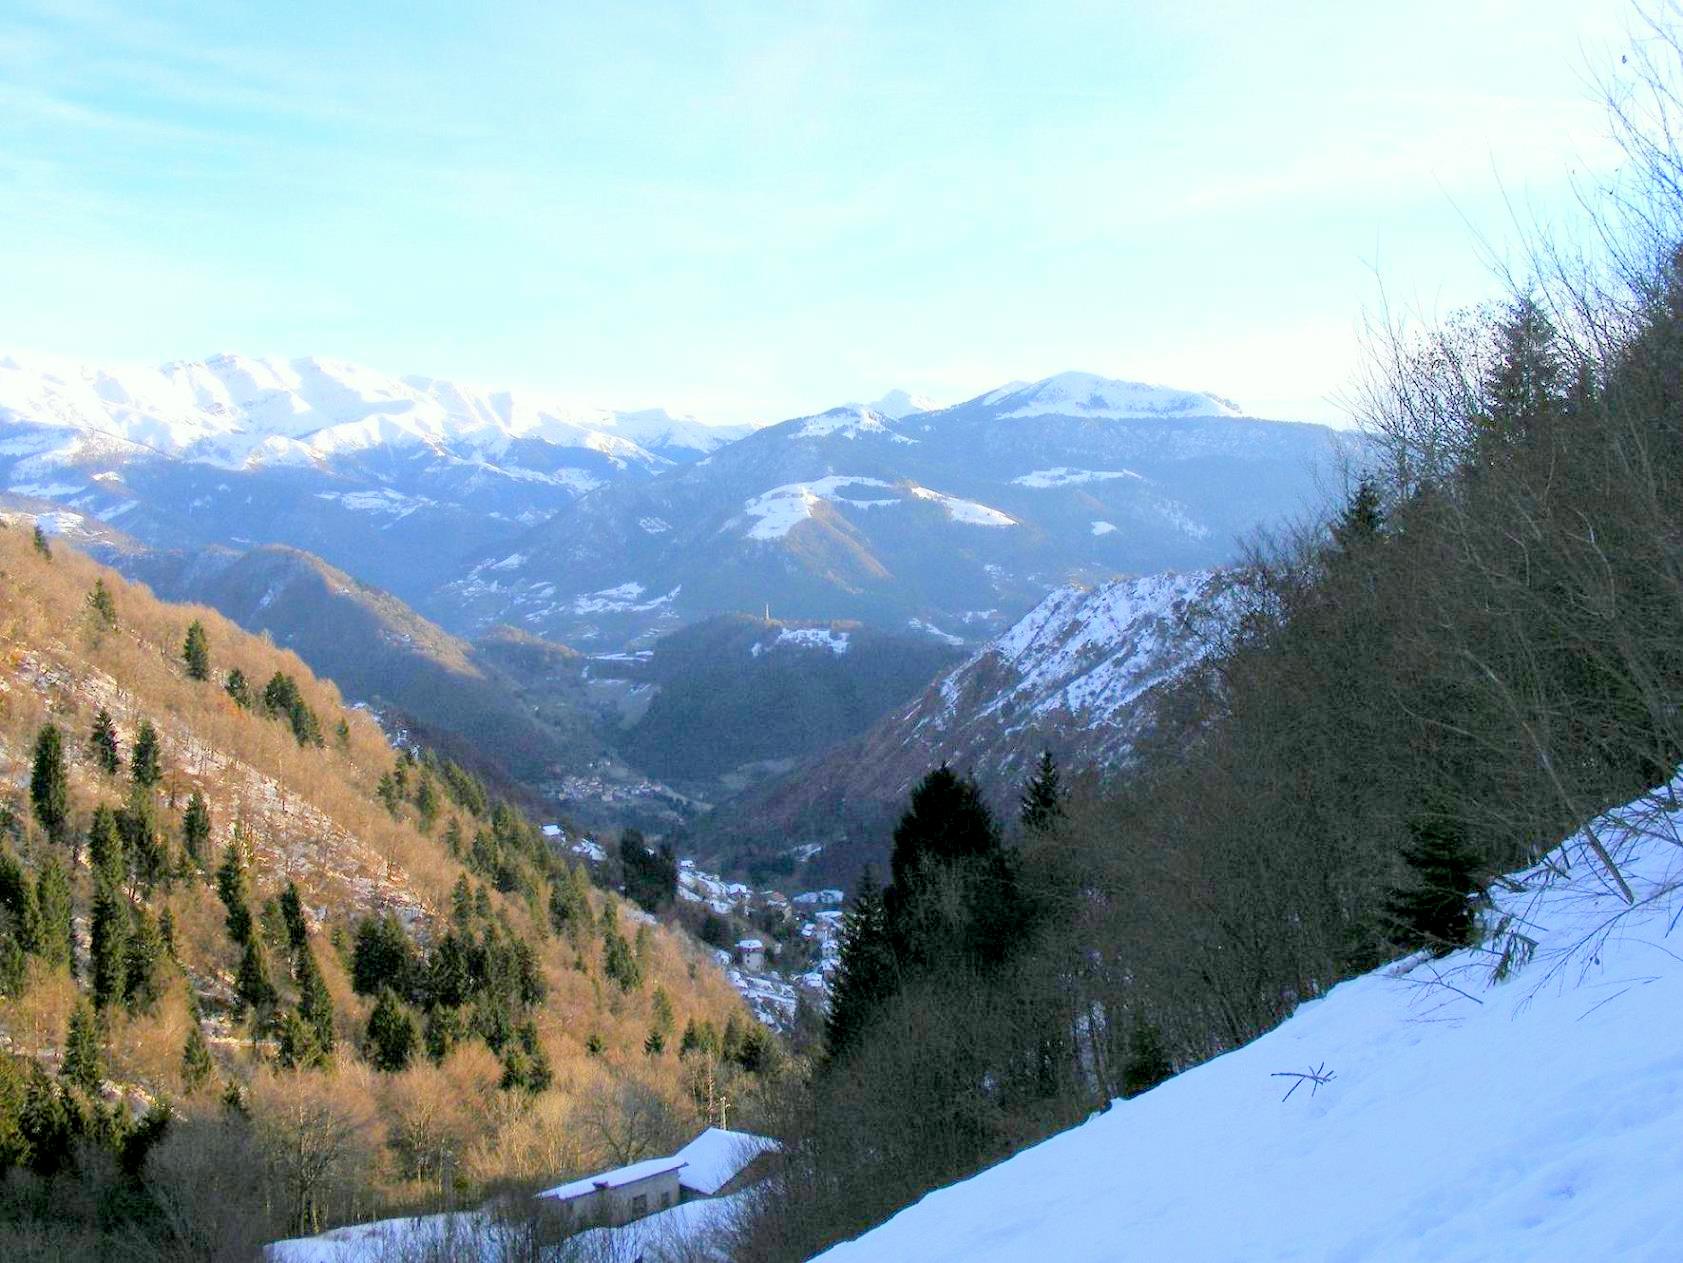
(817, 786), (1683, 1262)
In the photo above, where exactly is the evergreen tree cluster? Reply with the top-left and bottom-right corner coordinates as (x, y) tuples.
(618, 827), (678, 912)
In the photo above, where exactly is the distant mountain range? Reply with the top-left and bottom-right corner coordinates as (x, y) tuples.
(1, 355), (1346, 654)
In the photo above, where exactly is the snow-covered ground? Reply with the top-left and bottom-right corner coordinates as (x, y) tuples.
(268, 1191), (750, 1262)
(815, 783), (1683, 1262)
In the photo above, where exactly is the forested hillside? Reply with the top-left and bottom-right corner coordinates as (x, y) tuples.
(0, 524), (776, 1261)
(728, 42), (1683, 1258)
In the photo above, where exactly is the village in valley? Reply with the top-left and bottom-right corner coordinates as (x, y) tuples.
(544, 824), (844, 1031)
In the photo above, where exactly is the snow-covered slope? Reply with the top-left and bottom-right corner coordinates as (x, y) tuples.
(815, 785), (1683, 1263)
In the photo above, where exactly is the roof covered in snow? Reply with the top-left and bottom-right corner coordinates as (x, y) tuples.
(673, 1128), (780, 1196)
(535, 1155), (686, 1203)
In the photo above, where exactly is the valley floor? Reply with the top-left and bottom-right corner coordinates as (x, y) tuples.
(815, 784), (1683, 1262)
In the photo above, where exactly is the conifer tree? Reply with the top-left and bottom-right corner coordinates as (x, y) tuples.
(87, 579), (118, 629)
(88, 805), (124, 889)
(825, 868), (897, 1060)
(216, 839), (254, 945)
(601, 908), (642, 992)
(88, 708), (121, 776)
(182, 620), (211, 681)
(451, 875), (474, 928)
(278, 880), (309, 955)
(275, 1010), (321, 1071)
(59, 1000), (102, 1096)
(181, 1012), (214, 1092)
(123, 905), (165, 1014)
(644, 1027), (666, 1057)
(0, 855), (43, 957)
(89, 882), (130, 1010)
(31, 524), (50, 558)
(1120, 1014), (1174, 1099)
(118, 784), (169, 894)
(1331, 478), (1384, 552)
(225, 668), (252, 709)
(29, 724), (70, 849)
(33, 857), (72, 973)
(1388, 815), (1485, 956)
(350, 913), (413, 996)
(130, 719), (163, 789)
(365, 988), (418, 1072)
(234, 937), (278, 1017)
(295, 945), (335, 1058)
(1019, 750), (1065, 833)
(181, 790), (211, 870)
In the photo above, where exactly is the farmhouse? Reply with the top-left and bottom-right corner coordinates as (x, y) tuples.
(535, 1155), (685, 1228)
(535, 1127), (779, 1230)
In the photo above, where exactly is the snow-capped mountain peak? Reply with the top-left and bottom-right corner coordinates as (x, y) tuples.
(864, 388), (941, 419)
(981, 370), (1243, 420)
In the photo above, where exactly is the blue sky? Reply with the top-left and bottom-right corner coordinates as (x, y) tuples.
(0, 0), (1639, 424)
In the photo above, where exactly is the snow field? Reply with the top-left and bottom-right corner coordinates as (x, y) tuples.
(816, 784), (1683, 1262)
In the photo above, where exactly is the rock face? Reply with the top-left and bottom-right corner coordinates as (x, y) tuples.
(698, 569), (1237, 885)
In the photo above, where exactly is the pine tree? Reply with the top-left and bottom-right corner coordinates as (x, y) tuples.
(130, 720), (163, 789)
(89, 882), (130, 1010)
(0, 855), (43, 956)
(31, 524), (51, 558)
(365, 988), (418, 1072)
(181, 1015), (214, 1092)
(29, 724), (70, 849)
(60, 1000), (102, 1096)
(1019, 750), (1065, 833)
(88, 709), (121, 776)
(123, 904), (165, 1014)
(825, 868), (897, 1060)
(87, 805), (123, 890)
(235, 937), (278, 1017)
(87, 579), (118, 629)
(1120, 1014), (1173, 1099)
(182, 620), (211, 681)
(1331, 478), (1384, 552)
(275, 1010), (321, 1070)
(224, 668), (252, 709)
(1388, 815), (1485, 956)
(118, 784), (169, 894)
(33, 857), (72, 973)
(884, 765), (1016, 970)
(601, 908), (642, 993)
(181, 791), (211, 870)
(216, 840), (254, 945)
(278, 880), (309, 954)
(350, 913), (413, 996)
(644, 1027), (666, 1057)
(295, 945), (335, 1058)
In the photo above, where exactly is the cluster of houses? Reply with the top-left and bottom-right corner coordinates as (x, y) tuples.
(549, 823), (852, 1031)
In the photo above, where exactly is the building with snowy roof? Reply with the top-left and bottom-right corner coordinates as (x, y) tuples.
(532, 1128), (779, 1231)
(673, 1127), (781, 1201)
(535, 1155), (686, 1227)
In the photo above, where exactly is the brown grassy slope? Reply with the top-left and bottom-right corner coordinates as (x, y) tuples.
(0, 518), (747, 1096)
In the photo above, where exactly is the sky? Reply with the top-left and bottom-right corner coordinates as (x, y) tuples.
(0, 0), (1646, 425)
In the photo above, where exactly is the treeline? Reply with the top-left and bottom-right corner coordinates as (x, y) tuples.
(732, 39), (1683, 1260)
